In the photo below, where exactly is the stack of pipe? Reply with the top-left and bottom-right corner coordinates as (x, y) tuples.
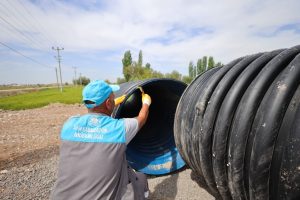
(174, 45), (300, 199)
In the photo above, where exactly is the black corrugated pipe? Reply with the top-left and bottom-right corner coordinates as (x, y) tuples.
(174, 45), (300, 199)
(112, 78), (187, 175)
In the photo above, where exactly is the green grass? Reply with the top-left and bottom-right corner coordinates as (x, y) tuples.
(0, 87), (83, 110)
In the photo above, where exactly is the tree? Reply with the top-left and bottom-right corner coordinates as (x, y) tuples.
(142, 67), (153, 79)
(188, 61), (194, 78)
(122, 50), (132, 81)
(119, 49), (187, 82)
(186, 55), (223, 81)
(208, 56), (215, 69)
(117, 77), (126, 84)
(145, 63), (151, 69)
(182, 75), (193, 84)
(202, 56), (208, 71)
(196, 59), (203, 75)
(215, 62), (223, 67)
(165, 70), (182, 80)
(138, 50), (143, 67)
(81, 76), (90, 86)
(151, 70), (164, 78)
(122, 50), (132, 67)
(73, 76), (90, 86)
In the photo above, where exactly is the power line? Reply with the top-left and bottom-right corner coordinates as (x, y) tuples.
(2, 1), (39, 37)
(14, 0), (57, 45)
(0, 1), (54, 53)
(0, 41), (51, 69)
(0, 15), (43, 52)
(0, 14), (45, 51)
(0, 17), (40, 51)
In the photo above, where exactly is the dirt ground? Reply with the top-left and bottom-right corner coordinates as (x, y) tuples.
(0, 103), (214, 199)
(0, 103), (85, 170)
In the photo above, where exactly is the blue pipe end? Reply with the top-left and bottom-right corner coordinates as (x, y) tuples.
(127, 147), (185, 175)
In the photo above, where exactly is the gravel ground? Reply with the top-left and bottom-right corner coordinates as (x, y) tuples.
(0, 103), (214, 200)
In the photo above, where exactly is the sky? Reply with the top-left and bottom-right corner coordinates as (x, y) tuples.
(0, 0), (300, 84)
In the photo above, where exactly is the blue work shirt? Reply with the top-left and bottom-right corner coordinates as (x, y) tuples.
(51, 113), (147, 200)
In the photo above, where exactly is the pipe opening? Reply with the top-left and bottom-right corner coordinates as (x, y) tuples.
(113, 79), (187, 175)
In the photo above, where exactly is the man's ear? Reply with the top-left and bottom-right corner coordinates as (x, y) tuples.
(105, 98), (111, 109)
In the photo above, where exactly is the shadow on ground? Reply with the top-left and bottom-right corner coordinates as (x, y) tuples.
(190, 170), (219, 199)
(149, 173), (179, 200)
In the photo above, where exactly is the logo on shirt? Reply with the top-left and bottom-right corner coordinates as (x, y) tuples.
(88, 117), (99, 126)
(62, 115), (126, 143)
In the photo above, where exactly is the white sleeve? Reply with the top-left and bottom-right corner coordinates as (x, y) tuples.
(124, 118), (139, 145)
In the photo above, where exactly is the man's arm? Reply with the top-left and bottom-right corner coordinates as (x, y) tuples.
(124, 93), (151, 144)
(136, 104), (149, 129)
(136, 93), (151, 129)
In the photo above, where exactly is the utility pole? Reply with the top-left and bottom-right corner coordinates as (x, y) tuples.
(55, 67), (59, 89)
(52, 47), (64, 92)
(79, 73), (82, 85)
(72, 66), (77, 86)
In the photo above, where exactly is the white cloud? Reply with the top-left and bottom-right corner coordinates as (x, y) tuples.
(0, 0), (300, 83)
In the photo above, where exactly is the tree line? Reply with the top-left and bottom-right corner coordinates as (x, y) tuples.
(118, 50), (223, 84)
(187, 56), (223, 81)
(69, 50), (223, 86)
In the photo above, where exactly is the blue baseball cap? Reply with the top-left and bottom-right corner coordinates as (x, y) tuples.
(82, 80), (120, 109)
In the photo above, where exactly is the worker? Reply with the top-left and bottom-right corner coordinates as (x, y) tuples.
(51, 80), (151, 200)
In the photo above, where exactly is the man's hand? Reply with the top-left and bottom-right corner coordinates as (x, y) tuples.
(142, 93), (151, 106)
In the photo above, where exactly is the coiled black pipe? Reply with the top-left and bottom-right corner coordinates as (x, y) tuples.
(112, 78), (187, 175)
(174, 45), (300, 199)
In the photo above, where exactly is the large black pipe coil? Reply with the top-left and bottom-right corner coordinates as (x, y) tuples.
(174, 45), (300, 199)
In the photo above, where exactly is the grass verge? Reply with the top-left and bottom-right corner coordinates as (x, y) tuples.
(0, 87), (83, 110)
